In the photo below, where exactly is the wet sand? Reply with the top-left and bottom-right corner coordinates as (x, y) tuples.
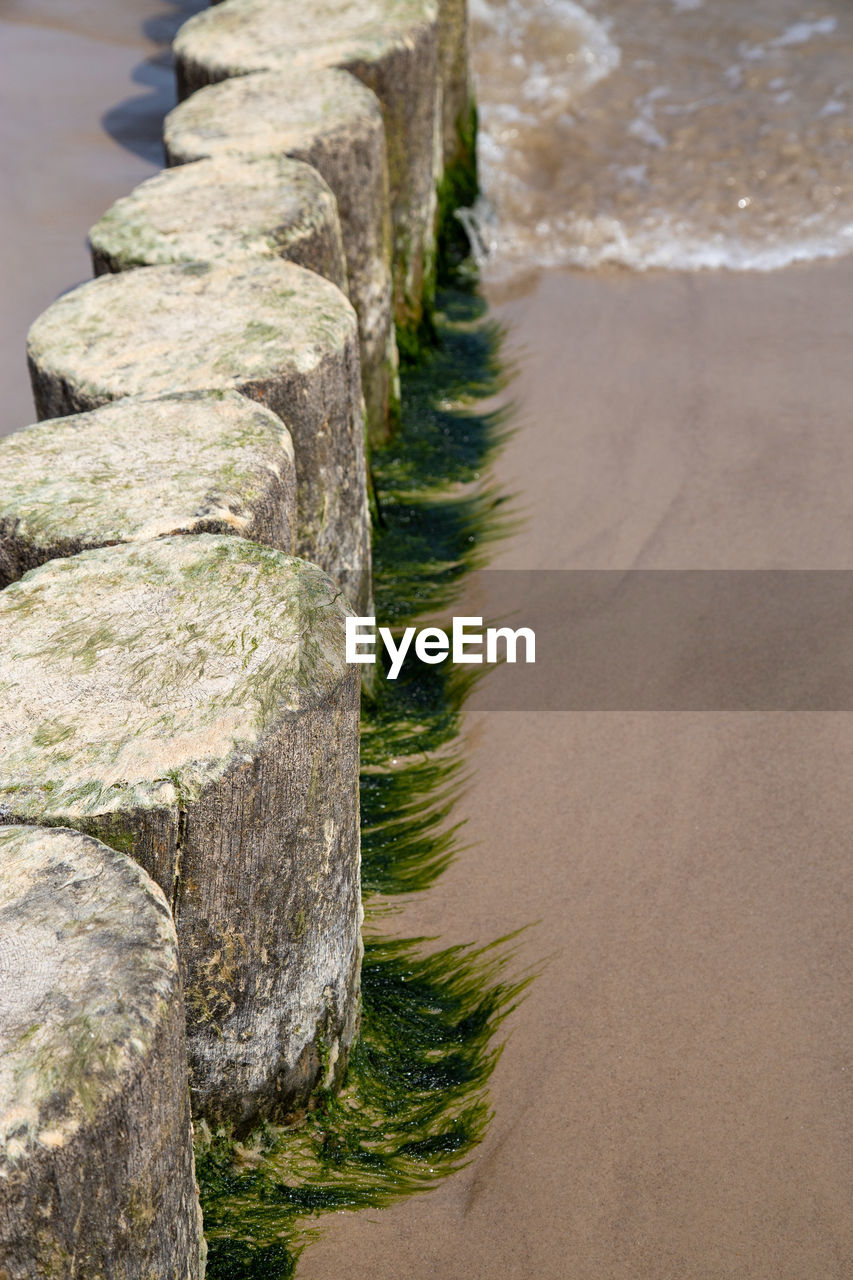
(0, 0), (203, 439)
(299, 261), (853, 1277)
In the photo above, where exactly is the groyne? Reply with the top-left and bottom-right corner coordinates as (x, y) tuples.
(0, 0), (473, 1272)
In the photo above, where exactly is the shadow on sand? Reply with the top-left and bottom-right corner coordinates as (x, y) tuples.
(101, 0), (206, 164)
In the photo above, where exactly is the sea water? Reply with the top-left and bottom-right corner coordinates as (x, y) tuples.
(470, 0), (853, 275)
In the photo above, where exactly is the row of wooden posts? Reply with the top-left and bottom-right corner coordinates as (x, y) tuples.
(0, 1), (471, 1273)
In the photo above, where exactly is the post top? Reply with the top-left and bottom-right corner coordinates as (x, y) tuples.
(174, 0), (438, 81)
(0, 391), (294, 558)
(0, 536), (352, 821)
(27, 257), (357, 405)
(165, 67), (384, 165)
(89, 154), (345, 284)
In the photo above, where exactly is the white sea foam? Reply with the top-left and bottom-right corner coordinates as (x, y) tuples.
(464, 201), (853, 276)
(738, 15), (837, 62)
(772, 17), (836, 46)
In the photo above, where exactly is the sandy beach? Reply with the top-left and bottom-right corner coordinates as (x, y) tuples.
(298, 261), (853, 1278)
(0, 0), (203, 439)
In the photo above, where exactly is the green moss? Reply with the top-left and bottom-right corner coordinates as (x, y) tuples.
(35, 1233), (75, 1280)
(377, 306), (514, 628)
(87, 815), (137, 857)
(196, 286), (526, 1279)
(291, 907), (308, 945)
(394, 310), (436, 366)
(59, 622), (121, 673)
(29, 1010), (125, 1126)
(244, 320), (282, 345)
(362, 285), (516, 899)
(32, 721), (76, 749)
(437, 100), (479, 286)
(395, 96), (480, 367)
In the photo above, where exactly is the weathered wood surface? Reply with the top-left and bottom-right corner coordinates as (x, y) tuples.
(206, 0), (469, 166)
(0, 390), (296, 589)
(438, 0), (472, 167)
(165, 69), (398, 442)
(0, 537), (362, 1130)
(0, 825), (205, 1279)
(26, 258), (371, 611)
(89, 154), (347, 294)
(172, 0), (440, 332)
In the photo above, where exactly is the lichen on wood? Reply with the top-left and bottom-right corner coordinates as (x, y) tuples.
(172, 0), (441, 336)
(165, 69), (399, 443)
(0, 825), (205, 1280)
(0, 390), (297, 589)
(26, 258), (371, 610)
(89, 154), (347, 293)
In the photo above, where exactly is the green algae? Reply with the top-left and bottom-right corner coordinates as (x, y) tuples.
(197, 934), (528, 1279)
(196, 285), (522, 1278)
(394, 103), (480, 363)
(352, 281), (515, 908)
(379, 302), (514, 621)
(437, 101), (480, 285)
(0, 541), (350, 825)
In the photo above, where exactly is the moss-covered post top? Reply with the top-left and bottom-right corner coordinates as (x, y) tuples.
(0, 825), (179, 1165)
(0, 536), (353, 824)
(173, 0), (438, 87)
(164, 66), (385, 167)
(26, 257), (358, 405)
(0, 391), (297, 587)
(89, 154), (347, 291)
(0, 825), (206, 1278)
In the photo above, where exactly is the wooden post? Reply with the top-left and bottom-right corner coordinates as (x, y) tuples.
(0, 390), (296, 589)
(0, 537), (362, 1131)
(438, 0), (472, 168)
(89, 154), (348, 295)
(26, 259), (371, 612)
(172, 0), (441, 333)
(165, 69), (398, 442)
(0, 825), (205, 1279)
